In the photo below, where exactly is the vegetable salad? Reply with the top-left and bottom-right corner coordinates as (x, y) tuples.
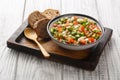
(50, 16), (102, 45)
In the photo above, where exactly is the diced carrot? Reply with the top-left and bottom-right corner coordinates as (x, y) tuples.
(57, 25), (61, 27)
(66, 20), (70, 23)
(65, 23), (69, 27)
(73, 41), (77, 45)
(68, 38), (75, 43)
(79, 25), (84, 31)
(92, 25), (96, 29)
(53, 24), (57, 27)
(80, 39), (86, 45)
(59, 39), (62, 42)
(90, 22), (93, 25)
(73, 21), (78, 25)
(92, 25), (100, 29)
(81, 26), (85, 31)
(96, 26), (100, 29)
(57, 27), (62, 32)
(97, 32), (102, 35)
(84, 30), (88, 36)
(88, 38), (95, 42)
(74, 16), (78, 20)
(65, 20), (70, 26)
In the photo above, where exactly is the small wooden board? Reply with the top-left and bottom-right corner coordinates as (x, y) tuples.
(7, 20), (113, 71)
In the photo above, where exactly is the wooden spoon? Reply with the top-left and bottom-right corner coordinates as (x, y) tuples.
(24, 28), (50, 58)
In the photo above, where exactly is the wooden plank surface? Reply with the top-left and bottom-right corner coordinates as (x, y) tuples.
(0, 0), (25, 80)
(96, 0), (120, 80)
(15, 0), (62, 80)
(0, 0), (120, 80)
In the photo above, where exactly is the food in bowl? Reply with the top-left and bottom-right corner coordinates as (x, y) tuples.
(49, 16), (102, 45)
(47, 14), (104, 50)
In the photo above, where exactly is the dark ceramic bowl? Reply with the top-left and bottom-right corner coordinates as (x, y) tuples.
(47, 13), (104, 50)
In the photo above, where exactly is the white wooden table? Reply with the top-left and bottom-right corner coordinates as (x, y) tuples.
(0, 0), (120, 80)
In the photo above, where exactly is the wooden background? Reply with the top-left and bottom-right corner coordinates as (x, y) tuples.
(0, 0), (120, 80)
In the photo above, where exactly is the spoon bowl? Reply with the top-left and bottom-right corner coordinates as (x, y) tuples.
(24, 28), (37, 40)
(24, 28), (50, 58)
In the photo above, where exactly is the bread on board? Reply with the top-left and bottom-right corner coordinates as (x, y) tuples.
(28, 11), (46, 28)
(28, 9), (60, 39)
(34, 18), (50, 38)
(42, 9), (60, 20)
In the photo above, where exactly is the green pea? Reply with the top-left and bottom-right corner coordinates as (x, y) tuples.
(68, 27), (73, 31)
(58, 33), (63, 37)
(63, 26), (66, 30)
(57, 21), (62, 24)
(94, 22), (97, 25)
(80, 32), (85, 36)
(71, 31), (76, 35)
(54, 38), (58, 40)
(77, 19), (82, 22)
(93, 30), (100, 33)
(80, 21), (84, 24)
(61, 40), (66, 44)
(85, 21), (90, 26)
(60, 18), (66, 23)
(54, 21), (59, 24)
(95, 34), (100, 39)
(82, 23), (86, 27)
(75, 34), (80, 38)
(50, 28), (55, 33)
(86, 27), (89, 31)
(71, 36), (75, 39)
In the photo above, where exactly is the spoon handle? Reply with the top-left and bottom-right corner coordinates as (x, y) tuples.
(34, 39), (50, 58)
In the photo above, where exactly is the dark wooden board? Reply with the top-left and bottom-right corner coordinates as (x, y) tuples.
(7, 20), (113, 71)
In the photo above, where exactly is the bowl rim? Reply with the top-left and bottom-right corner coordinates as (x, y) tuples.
(47, 13), (104, 47)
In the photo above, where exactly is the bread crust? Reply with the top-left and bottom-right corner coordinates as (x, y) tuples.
(28, 9), (60, 39)
(34, 18), (50, 38)
(42, 9), (60, 19)
(28, 11), (46, 28)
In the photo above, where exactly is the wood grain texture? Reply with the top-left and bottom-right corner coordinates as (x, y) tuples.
(96, 0), (120, 80)
(15, 0), (63, 80)
(0, 0), (25, 80)
(0, 0), (120, 80)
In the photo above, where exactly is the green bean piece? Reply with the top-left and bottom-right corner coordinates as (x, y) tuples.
(75, 34), (80, 39)
(71, 31), (76, 35)
(80, 32), (85, 36)
(50, 28), (55, 34)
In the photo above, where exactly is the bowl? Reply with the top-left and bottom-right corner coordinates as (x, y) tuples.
(47, 13), (104, 50)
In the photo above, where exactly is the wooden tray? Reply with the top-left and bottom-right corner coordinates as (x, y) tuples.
(7, 20), (113, 71)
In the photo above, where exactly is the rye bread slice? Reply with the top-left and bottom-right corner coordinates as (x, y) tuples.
(28, 11), (46, 28)
(42, 9), (60, 20)
(34, 18), (50, 38)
